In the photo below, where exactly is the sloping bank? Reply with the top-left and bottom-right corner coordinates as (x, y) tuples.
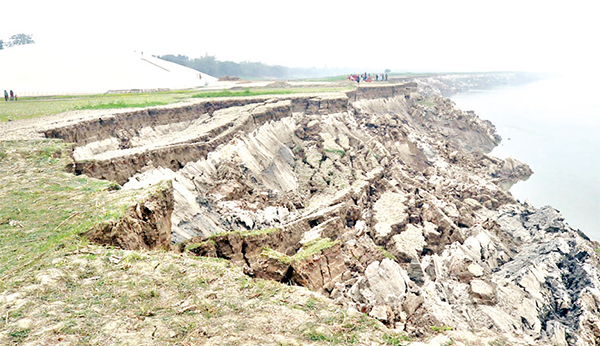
(38, 81), (600, 345)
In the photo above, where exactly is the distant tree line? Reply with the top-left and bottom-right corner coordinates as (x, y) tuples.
(0, 33), (35, 50)
(158, 54), (358, 80)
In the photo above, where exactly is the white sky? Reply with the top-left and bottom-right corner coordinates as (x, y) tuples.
(1, 0), (598, 73)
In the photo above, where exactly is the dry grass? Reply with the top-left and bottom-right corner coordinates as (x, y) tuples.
(0, 246), (391, 345)
(0, 93), (182, 122)
(0, 140), (133, 285)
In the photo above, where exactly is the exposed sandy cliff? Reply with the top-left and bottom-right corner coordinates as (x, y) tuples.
(35, 81), (600, 345)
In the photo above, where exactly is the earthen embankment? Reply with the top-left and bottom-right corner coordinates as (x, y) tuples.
(44, 84), (417, 184)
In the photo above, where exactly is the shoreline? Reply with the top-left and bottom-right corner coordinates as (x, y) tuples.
(450, 75), (599, 240)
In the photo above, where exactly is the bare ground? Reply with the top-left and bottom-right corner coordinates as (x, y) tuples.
(0, 246), (396, 345)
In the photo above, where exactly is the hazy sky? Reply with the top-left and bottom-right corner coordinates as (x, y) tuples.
(2, 0), (598, 73)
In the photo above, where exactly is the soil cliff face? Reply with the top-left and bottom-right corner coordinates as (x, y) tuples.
(43, 83), (599, 345)
(84, 181), (174, 250)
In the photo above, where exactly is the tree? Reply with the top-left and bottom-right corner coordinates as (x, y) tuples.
(385, 69), (391, 74)
(0, 40), (3, 50)
(159, 54), (189, 66)
(7, 33), (35, 47)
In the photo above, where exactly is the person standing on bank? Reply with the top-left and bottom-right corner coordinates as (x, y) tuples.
(9, 90), (14, 101)
(3, 90), (7, 101)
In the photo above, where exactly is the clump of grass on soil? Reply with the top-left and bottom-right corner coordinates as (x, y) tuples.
(261, 237), (339, 264)
(76, 100), (170, 110)
(0, 140), (145, 286)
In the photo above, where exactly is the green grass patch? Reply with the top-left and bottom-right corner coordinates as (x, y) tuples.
(295, 238), (339, 260)
(262, 238), (339, 264)
(75, 101), (170, 110)
(297, 310), (383, 345)
(303, 327), (358, 344)
(0, 92), (191, 122)
(382, 332), (411, 345)
(0, 139), (157, 287)
(430, 325), (453, 333)
(378, 246), (396, 260)
(185, 241), (210, 252)
(324, 148), (346, 157)
(9, 328), (30, 343)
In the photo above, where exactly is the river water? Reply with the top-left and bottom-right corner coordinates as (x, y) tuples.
(450, 74), (600, 240)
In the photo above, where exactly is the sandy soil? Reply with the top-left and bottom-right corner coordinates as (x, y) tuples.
(0, 109), (131, 141)
(0, 99), (206, 141)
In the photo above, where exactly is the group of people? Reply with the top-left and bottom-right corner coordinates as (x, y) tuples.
(4, 90), (17, 101)
(347, 73), (389, 83)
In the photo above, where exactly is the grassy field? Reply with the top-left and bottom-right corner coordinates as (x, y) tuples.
(0, 93), (182, 122)
(0, 85), (353, 123)
(0, 140), (150, 287)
